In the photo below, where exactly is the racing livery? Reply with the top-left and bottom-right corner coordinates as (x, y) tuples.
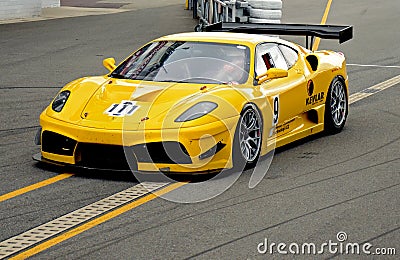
(34, 22), (353, 173)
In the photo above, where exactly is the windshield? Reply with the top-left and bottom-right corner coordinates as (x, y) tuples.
(111, 41), (250, 84)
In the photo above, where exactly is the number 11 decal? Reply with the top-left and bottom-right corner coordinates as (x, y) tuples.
(272, 95), (279, 126)
(104, 101), (139, 117)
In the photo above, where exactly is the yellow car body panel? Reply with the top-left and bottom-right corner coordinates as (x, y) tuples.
(37, 32), (349, 173)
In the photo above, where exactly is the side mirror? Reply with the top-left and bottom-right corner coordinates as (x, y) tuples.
(256, 68), (288, 84)
(103, 58), (116, 72)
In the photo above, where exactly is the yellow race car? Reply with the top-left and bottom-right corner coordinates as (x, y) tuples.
(34, 22), (353, 173)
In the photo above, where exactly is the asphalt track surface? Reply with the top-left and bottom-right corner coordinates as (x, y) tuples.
(0, 0), (399, 259)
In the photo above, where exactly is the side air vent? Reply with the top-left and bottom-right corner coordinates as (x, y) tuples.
(307, 109), (319, 124)
(306, 55), (319, 71)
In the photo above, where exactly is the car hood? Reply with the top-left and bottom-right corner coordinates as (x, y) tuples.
(47, 77), (224, 130)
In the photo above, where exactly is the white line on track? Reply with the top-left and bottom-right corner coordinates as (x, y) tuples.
(0, 182), (168, 259)
(348, 63), (400, 69)
(349, 74), (400, 104)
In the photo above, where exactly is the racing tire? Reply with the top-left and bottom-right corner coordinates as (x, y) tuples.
(249, 17), (281, 24)
(324, 77), (348, 134)
(232, 104), (263, 171)
(248, 0), (282, 10)
(249, 8), (282, 19)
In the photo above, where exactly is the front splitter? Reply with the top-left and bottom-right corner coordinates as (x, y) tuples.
(32, 153), (222, 176)
(32, 153), (132, 172)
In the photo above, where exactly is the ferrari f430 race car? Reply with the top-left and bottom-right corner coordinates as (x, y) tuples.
(34, 22), (353, 173)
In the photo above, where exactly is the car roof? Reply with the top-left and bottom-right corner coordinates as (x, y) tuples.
(156, 32), (300, 49)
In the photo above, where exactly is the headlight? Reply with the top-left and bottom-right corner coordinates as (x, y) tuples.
(52, 90), (70, 112)
(175, 101), (218, 122)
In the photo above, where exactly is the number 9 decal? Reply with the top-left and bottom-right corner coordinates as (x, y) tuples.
(272, 95), (279, 126)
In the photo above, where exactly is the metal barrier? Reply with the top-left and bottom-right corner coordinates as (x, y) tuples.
(191, 0), (249, 31)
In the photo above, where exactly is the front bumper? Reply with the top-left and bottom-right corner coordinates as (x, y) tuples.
(38, 113), (239, 173)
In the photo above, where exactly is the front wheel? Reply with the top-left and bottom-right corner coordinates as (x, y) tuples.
(233, 104), (263, 170)
(324, 77), (348, 134)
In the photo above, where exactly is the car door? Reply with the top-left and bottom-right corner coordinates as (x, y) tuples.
(255, 42), (308, 138)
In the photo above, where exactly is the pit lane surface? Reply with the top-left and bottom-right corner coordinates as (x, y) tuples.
(0, 0), (399, 258)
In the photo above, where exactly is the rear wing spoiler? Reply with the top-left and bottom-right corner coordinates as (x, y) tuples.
(203, 22), (353, 49)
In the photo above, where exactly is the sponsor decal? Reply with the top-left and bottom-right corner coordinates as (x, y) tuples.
(306, 80), (324, 105)
(275, 118), (294, 135)
(307, 80), (314, 96)
(306, 92), (325, 106)
(276, 124), (289, 134)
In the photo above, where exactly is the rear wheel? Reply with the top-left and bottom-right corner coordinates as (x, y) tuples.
(233, 104), (263, 170)
(324, 77), (348, 134)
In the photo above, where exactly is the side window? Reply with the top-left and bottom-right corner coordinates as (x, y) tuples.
(279, 44), (299, 69)
(255, 43), (288, 76)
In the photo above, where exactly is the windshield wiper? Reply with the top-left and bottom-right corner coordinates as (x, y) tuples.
(156, 79), (225, 84)
(110, 73), (129, 79)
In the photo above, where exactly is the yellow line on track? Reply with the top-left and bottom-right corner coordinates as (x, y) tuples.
(0, 173), (74, 202)
(312, 0), (333, 51)
(10, 182), (187, 260)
